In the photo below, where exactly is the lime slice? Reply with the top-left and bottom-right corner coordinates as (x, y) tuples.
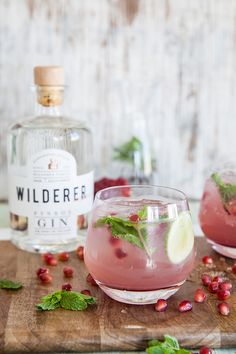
(166, 211), (194, 264)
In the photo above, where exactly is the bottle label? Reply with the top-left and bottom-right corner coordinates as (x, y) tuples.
(8, 149), (94, 239)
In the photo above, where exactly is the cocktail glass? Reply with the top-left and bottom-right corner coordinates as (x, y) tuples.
(84, 185), (195, 304)
(199, 169), (236, 258)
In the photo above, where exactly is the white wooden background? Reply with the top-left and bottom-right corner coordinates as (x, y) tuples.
(0, 0), (236, 200)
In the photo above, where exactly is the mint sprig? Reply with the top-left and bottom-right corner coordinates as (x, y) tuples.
(146, 335), (191, 354)
(36, 290), (96, 311)
(95, 215), (147, 250)
(113, 136), (143, 164)
(0, 279), (23, 290)
(212, 172), (236, 204)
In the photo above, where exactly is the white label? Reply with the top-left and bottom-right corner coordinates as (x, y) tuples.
(8, 149), (94, 239)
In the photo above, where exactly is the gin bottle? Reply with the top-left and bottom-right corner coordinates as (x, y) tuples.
(7, 66), (93, 253)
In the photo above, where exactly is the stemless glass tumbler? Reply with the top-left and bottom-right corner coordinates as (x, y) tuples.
(85, 185), (195, 304)
(199, 167), (236, 258)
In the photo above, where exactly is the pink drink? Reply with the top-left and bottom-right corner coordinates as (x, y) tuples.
(85, 186), (195, 304)
(199, 175), (236, 248)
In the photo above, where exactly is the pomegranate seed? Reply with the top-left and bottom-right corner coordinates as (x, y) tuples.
(194, 288), (206, 303)
(129, 214), (140, 222)
(47, 257), (58, 266)
(81, 289), (91, 296)
(208, 281), (219, 293)
(115, 248), (127, 259)
(201, 274), (212, 286)
(76, 246), (84, 260)
(199, 347), (212, 354)
(43, 252), (53, 262)
(217, 289), (231, 301)
(43, 253), (57, 266)
(232, 263), (236, 274)
(219, 281), (232, 291)
(58, 252), (70, 262)
(155, 299), (168, 312)
(36, 267), (49, 278)
(202, 256), (213, 265)
(62, 283), (72, 291)
(39, 273), (52, 284)
(217, 302), (230, 316)
(109, 236), (121, 246)
(86, 273), (97, 286)
(212, 276), (223, 284)
(63, 266), (74, 278)
(178, 300), (193, 312)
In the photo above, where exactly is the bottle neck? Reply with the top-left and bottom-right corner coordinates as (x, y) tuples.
(35, 85), (64, 117)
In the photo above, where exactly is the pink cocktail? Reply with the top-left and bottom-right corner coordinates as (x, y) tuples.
(199, 171), (236, 258)
(85, 185), (195, 304)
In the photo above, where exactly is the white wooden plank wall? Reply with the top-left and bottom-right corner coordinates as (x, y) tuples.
(0, 0), (236, 200)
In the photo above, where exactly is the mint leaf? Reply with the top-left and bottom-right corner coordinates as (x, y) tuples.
(146, 335), (191, 354)
(36, 290), (96, 311)
(138, 206), (148, 220)
(0, 279), (23, 290)
(164, 335), (180, 349)
(212, 173), (236, 204)
(95, 216), (147, 250)
(176, 350), (192, 354)
(60, 291), (88, 311)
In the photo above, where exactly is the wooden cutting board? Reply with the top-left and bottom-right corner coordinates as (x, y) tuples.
(0, 238), (236, 353)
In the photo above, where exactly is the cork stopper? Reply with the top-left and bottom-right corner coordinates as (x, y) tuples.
(34, 66), (64, 86)
(34, 66), (64, 106)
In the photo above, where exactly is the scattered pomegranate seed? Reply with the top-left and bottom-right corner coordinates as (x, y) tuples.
(43, 253), (58, 266)
(208, 281), (219, 293)
(36, 267), (49, 278)
(115, 248), (127, 259)
(58, 252), (70, 262)
(217, 289), (231, 301)
(39, 273), (53, 284)
(129, 214), (140, 222)
(178, 300), (193, 312)
(217, 302), (230, 316)
(194, 288), (207, 303)
(109, 236), (121, 246)
(201, 274), (212, 287)
(81, 289), (92, 296)
(219, 281), (232, 291)
(202, 256), (213, 265)
(76, 246), (84, 260)
(155, 299), (168, 312)
(86, 273), (97, 286)
(232, 263), (236, 274)
(62, 283), (72, 291)
(43, 252), (53, 262)
(63, 266), (74, 278)
(212, 276), (223, 284)
(47, 257), (58, 266)
(199, 347), (212, 354)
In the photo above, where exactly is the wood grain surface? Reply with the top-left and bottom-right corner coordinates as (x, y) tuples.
(1, 0), (236, 200)
(0, 238), (236, 353)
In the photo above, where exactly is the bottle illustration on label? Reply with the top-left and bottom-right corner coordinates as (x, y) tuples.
(8, 67), (93, 253)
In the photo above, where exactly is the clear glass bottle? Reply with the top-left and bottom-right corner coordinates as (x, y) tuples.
(7, 66), (93, 253)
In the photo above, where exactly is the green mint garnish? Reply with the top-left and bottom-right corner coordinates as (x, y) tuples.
(0, 279), (23, 290)
(146, 335), (191, 354)
(36, 290), (96, 311)
(212, 172), (236, 204)
(138, 205), (148, 220)
(113, 136), (143, 164)
(96, 216), (147, 250)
